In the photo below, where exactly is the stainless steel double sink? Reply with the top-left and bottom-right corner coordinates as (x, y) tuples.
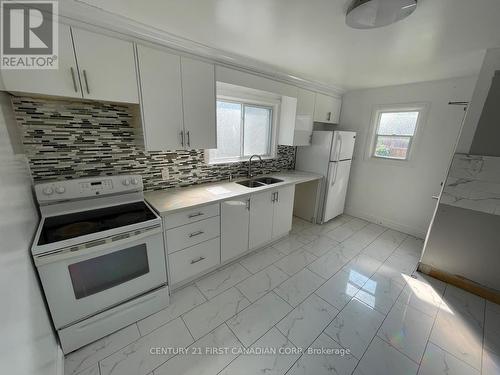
(236, 177), (283, 188)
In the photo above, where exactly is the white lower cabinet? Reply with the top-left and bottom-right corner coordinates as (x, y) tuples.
(272, 185), (295, 238)
(168, 237), (220, 285)
(221, 198), (250, 262)
(248, 185), (295, 250)
(249, 191), (275, 250)
(165, 185), (295, 287)
(166, 216), (220, 253)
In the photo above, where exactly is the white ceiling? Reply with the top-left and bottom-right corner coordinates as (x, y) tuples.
(77, 0), (500, 91)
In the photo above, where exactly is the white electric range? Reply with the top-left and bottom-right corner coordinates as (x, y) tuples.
(31, 175), (169, 354)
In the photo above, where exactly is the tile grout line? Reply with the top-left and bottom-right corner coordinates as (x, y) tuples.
(420, 282), (488, 372)
(73, 219), (414, 375)
(96, 288), (248, 374)
(277, 229), (408, 372)
(180, 315), (196, 342)
(68, 323), (142, 375)
(222, 223), (418, 373)
(112, 227), (374, 374)
(415, 282), (461, 374)
(136, 284), (207, 337)
(349, 279), (409, 374)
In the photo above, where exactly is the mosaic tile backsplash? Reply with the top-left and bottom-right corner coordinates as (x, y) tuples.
(12, 97), (296, 191)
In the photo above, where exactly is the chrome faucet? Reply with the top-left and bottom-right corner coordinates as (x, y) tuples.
(248, 154), (263, 179)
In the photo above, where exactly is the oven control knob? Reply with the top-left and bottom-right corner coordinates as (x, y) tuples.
(131, 178), (139, 185)
(55, 186), (66, 194)
(122, 179), (130, 186)
(43, 187), (54, 195)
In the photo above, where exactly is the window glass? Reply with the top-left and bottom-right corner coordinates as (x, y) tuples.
(374, 136), (411, 159)
(208, 99), (274, 163)
(212, 101), (242, 160)
(243, 105), (272, 156)
(373, 110), (420, 160)
(378, 112), (419, 135)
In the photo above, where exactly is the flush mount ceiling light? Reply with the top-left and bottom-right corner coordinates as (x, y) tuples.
(346, 0), (417, 29)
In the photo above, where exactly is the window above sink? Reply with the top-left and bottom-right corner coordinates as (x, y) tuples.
(206, 83), (281, 165)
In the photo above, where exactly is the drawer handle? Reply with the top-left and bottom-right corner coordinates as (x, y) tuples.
(188, 212), (204, 218)
(190, 256), (205, 264)
(189, 231), (204, 238)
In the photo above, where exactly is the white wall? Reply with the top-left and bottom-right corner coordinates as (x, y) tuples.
(0, 92), (61, 375)
(456, 48), (500, 154)
(420, 48), (500, 290)
(339, 76), (477, 237)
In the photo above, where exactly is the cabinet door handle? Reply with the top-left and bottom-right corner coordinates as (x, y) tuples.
(327, 111), (332, 122)
(189, 230), (204, 238)
(275, 191), (279, 202)
(188, 212), (204, 218)
(82, 69), (90, 94)
(190, 256), (205, 264)
(186, 131), (191, 147)
(180, 131), (184, 147)
(246, 198), (250, 211)
(70, 67), (78, 92)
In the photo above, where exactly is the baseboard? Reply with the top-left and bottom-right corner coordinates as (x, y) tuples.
(418, 262), (500, 305)
(344, 207), (427, 239)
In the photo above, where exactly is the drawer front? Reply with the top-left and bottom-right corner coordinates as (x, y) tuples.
(164, 203), (220, 229)
(166, 216), (220, 253)
(168, 237), (220, 285)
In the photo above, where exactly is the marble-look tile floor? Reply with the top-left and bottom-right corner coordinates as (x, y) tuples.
(64, 215), (500, 375)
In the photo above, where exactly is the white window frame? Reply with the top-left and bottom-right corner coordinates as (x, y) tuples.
(206, 84), (280, 165)
(366, 103), (428, 165)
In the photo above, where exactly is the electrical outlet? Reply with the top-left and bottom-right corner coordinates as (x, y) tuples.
(161, 168), (169, 180)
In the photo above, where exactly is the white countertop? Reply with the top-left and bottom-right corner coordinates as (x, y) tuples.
(145, 170), (323, 216)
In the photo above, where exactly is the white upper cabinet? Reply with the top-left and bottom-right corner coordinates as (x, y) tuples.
(278, 88), (315, 146)
(278, 96), (298, 146)
(314, 93), (342, 124)
(221, 199), (250, 262)
(181, 57), (217, 149)
(297, 88), (316, 116)
(135, 47), (217, 151)
(1, 23), (81, 98)
(71, 28), (139, 104)
(136, 45), (184, 151)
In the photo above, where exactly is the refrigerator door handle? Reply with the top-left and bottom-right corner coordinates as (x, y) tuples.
(337, 135), (343, 161)
(331, 162), (338, 186)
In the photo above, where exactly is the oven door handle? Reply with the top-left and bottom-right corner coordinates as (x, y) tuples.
(34, 225), (163, 266)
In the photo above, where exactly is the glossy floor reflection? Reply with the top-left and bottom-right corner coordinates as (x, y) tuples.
(64, 215), (499, 375)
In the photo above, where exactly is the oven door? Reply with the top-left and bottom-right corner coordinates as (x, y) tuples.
(35, 225), (167, 329)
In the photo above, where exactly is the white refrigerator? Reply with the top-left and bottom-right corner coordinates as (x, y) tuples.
(295, 130), (356, 223)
